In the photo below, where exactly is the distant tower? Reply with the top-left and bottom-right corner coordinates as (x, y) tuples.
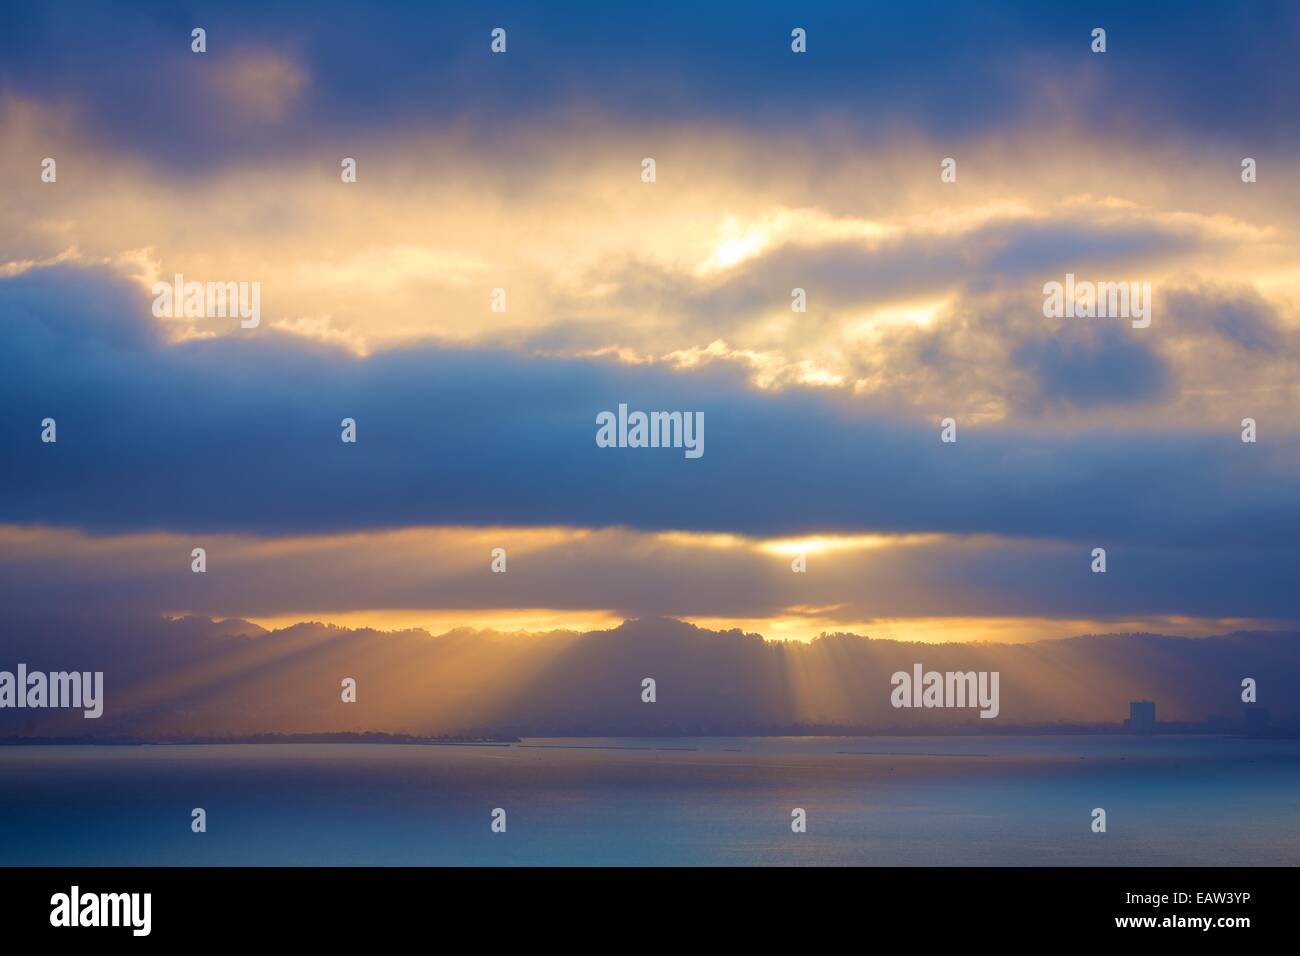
(1127, 700), (1156, 733)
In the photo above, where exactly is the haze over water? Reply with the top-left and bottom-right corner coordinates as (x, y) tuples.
(3, 736), (1296, 866)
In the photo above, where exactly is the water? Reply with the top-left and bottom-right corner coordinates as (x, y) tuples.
(2, 736), (1296, 865)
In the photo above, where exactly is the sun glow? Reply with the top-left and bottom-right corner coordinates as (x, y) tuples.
(755, 533), (943, 557)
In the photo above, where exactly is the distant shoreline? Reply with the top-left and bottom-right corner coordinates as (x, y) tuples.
(2, 727), (1296, 745)
(0, 732), (521, 747)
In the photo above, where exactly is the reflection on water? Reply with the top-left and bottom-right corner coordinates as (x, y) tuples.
(2, 736), (1297, 865)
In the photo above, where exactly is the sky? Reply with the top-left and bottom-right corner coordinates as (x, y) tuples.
(1, 0), (1298, 644)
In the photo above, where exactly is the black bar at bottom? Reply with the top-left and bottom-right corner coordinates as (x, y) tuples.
(0, 866), (1279, 942)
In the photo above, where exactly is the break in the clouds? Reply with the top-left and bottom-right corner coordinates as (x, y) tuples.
(1, 522), (1295, 636)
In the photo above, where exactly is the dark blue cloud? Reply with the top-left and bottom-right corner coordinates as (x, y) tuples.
(1012, 326), (1171, 409)
(981, 223), (1195, 277)
(1, 263), (1297, 558)
(1166, 286), (1293, 354)
(2, 0), (1297, 171)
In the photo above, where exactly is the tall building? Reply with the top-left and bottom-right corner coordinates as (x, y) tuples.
(1127, 700), (1156, 733)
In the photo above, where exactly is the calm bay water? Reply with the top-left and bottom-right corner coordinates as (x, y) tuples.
(2, 735), (1297, 865)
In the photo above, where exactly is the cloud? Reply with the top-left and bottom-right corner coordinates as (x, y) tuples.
(3, 0), (1297, 172)
(1166, 284), (1296, 354)
(1, 264), (1297, 560)
(1, 1), (1297, 665)
(1, 521), (1295, 626)
(205, 49), (308, 124)
(2, 85), (1297, 428)
(1012, 324), (1171, 409)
